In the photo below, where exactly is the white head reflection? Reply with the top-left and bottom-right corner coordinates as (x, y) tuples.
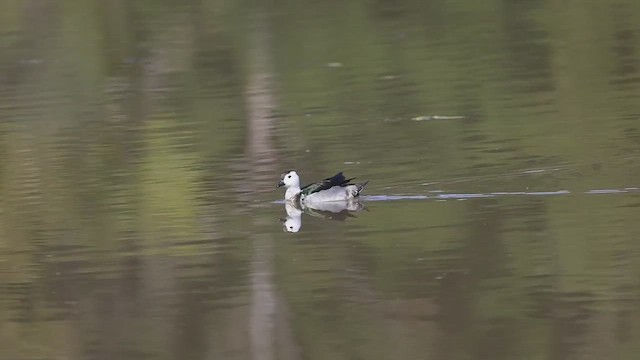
(282, 203), (303, 233)
(282, 216), (301, 233)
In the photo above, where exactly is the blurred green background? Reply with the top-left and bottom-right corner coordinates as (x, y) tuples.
(1, 1), (639, 359)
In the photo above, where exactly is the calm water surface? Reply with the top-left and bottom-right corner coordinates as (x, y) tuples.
(1, 1), (639, 359)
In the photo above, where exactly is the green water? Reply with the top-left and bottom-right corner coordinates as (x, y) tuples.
(1, 1), (639, 359)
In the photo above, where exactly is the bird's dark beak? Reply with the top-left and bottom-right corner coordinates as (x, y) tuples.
(276, 181), (285, 188)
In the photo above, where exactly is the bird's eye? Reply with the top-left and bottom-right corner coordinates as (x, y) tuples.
(287, 175), (291, 178)
(289, 226), (293, 229)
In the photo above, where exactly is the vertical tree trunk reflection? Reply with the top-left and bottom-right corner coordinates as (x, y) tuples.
(245, 8), (300, 360)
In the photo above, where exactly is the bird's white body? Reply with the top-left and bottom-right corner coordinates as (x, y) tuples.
(284, 185), (301, 202)
(301, 185), (362, 202)
(277, 170), (368, 203)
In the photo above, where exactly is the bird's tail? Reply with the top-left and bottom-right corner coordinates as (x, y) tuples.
(353, 181), (369, 196)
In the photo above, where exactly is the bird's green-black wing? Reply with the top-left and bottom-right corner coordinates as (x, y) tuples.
(301, 172), (354, 196)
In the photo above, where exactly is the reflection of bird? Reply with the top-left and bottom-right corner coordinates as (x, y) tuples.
(280, 200), (365, 233)
(301, 199), (364, 220)
(281, 203), (302, 233)
(276, 170), (368, 203)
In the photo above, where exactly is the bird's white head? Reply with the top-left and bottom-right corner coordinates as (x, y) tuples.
(277, 170), (301, 189)
(277, 170), (301, 201)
